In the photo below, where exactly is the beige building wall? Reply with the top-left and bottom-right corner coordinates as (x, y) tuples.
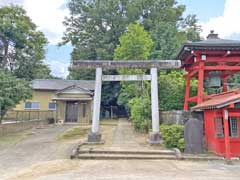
(14, 90), (56, 111)
(13, 89), (93, 124)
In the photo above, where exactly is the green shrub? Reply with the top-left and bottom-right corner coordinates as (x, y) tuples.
(177, 138), (185, 152)
(160, 124), (184, 151)
(129, 96), (151, 133)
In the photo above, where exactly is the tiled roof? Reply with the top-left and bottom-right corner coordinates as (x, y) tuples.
(176, 33), (240, 61)
(31, 79), (95, 91)
(192, 89), (240, 111)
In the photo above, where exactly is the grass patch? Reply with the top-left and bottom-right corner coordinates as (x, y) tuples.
(57, 127), (89, 141)
(0, 131), (31, 145)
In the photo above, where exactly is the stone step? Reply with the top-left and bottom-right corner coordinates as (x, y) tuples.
(78, 149), (175, 155)
(183, 154), (224, 161)
(77, 153), (177, 160)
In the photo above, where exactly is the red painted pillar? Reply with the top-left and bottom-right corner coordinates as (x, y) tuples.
(197, 60), (204, 104)
(222, 78), (228, 92)
(184, 75), (190, 111)
(222, 109), (231, 161)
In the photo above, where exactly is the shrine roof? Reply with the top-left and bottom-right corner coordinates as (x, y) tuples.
(192, 88), (240, 111)
(176, 31), (240, 61)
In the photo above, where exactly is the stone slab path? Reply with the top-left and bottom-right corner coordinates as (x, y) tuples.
(111, 119), (141, 149)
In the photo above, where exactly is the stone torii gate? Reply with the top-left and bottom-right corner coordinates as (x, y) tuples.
(72, 60), (181, 144)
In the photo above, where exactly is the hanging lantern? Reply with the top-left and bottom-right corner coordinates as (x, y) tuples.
(208, 71), (221, 87)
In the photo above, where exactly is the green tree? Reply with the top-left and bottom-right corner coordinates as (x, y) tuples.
(114, 23), (153, 60)
(0, 70), (32, 123)
(62, 0), (134, 79)
(63, 0), (200, 68)
(0, 5), (51, 80)
(114, 23), (153, 111)
(114, 23), (153, 129)
(63, 0), (201, 117)
(159, 71), (198, 110)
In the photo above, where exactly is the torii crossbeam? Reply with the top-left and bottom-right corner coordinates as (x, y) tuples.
(72, 60), (181, 144)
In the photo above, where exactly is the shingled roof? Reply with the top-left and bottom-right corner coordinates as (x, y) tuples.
(31, 79), (95, 91)
(176, 31), (240, 61)
(192, 88), (240, 111)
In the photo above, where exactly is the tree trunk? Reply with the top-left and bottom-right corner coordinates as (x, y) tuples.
(2, 41), (9, 68)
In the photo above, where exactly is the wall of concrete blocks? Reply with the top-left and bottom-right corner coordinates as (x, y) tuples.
(0, 119), (49, 136)
(160, 111), (186, 125)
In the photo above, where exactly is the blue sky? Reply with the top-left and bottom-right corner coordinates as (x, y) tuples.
(178, 0), (225, 22)
(1, 0), (240, 78)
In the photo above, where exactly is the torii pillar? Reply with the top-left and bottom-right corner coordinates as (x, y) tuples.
(87, 67), (103, 143)
(148, 67), (162, 144)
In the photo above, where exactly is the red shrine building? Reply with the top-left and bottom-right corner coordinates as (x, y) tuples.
(176, 31), (240, 160)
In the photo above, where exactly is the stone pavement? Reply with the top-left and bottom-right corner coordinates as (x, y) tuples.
(111, 119), (140, 148)
(9, 159), (240, 180)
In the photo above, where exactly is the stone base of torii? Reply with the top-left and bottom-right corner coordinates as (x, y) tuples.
(71, 60), (180, 145)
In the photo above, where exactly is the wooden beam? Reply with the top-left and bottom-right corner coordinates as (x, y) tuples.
(205, 57), (240, 63)
(102, 75), (151, 81)
(184, 76), (191, 111)
(222, 109), (231, 161)
(204, 66), (240, 71)
(188, 96), (198, 103)
(72, 60), (181, 69)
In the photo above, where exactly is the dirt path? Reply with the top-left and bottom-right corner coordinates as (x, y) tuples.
(0, 124), (78, 179)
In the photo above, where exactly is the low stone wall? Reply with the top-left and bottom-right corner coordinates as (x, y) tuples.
(160, 110), (185, 125)
(0, 119), (49, 136)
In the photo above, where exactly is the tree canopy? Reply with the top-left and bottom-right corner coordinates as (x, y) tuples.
(0, 70), (31, 122)
(114, 23), (153, 60)
(62, 0), (201, 116)
(0, 5), (51, 80)
(114, 23), (153, 112)
(0, 5), (52, 121)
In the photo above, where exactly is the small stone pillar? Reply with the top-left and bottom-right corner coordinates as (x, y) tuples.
(87, 67), (103, 143)
(184, 115), (203, 153)
(148, 68), (162, 145)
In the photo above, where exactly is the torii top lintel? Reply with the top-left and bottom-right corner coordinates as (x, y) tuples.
(72, 60), (181, 69)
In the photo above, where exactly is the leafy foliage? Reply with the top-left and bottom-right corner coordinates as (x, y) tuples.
(0, 5), (51, 80)
(63, 0), (201, 117)
(0, 5), (52, 123)
(0, 70), (32, 122)
(114, 23), (153, 60)
(160, 124), (184, 151)
(114, 23), (152, 111)
(159, 71), (198, 110)
(129, 96), (151, 133)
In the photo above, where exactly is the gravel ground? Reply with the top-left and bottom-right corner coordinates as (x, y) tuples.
(1, 121), (240, 180)
(7, 159), (240, 180)
(0, 124), (78, 179)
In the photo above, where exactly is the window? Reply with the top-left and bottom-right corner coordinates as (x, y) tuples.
(24, 102), (40, 109)
(214, 117), (224, 138)
(229, 117), (238, 137)
(82, 103), (87, 118)
(48, 102), (56, 110)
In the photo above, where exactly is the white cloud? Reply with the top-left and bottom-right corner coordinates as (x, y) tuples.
(47, 60), (69, 78)
(201, 0), (240, 39)
(0, 0), (71, 78)
(23, 0), (69, 44)
(0, 0), (69, 44)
